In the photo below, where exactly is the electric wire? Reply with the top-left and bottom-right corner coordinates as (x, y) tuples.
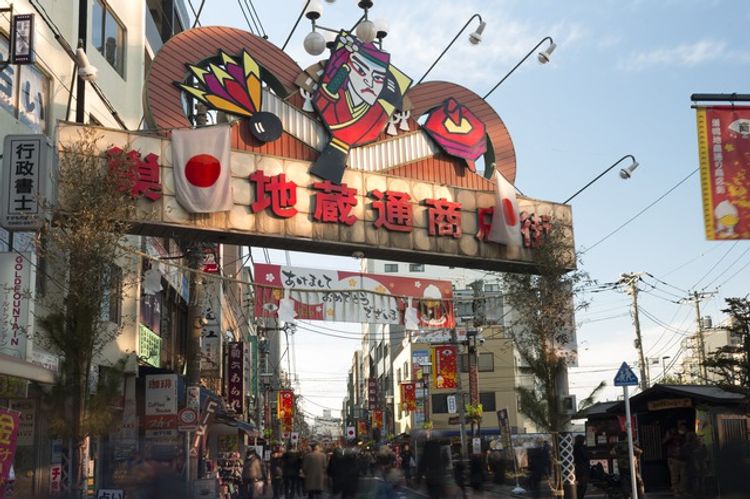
(700, 245), (750, 291)
(582, 168), (698, 254)
(192, 0), (207, 29)
(690, 241), (738, 290)
(237, 0), (257, 35)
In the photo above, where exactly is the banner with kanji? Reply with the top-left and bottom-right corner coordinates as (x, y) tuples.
(371, 410), (383, 430)
(254, 263), (454, 327)
(400, 383), (417, 411)
(0, 407), (20, 494)
(696, 105), (750, 239)
(226, 342), (245, 414)
(433, 345), (458, 389)
(277, 390), (294, 431)
(357, 420), (367, 437)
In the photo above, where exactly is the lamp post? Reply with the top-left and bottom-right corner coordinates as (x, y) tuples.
(562, 154), (640, 204)
(482, 36), (556, 100)
(415, 13), (486, 84)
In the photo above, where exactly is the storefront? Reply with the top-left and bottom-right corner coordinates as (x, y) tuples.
(581, 384), (749, 494)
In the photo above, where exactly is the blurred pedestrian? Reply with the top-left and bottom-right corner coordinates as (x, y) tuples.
(242, 448), (263, 499)
(282, 448), (302, 498)
(418, 440), (449, 498)
(612, 432), (644, 499)
(302, 442), (327, 498)
(400, 443), (414, 485)
(269, 446), (284, 499)
(684, 432), (707, 499)
(528, 441), (551, 499)
(573, 434), (590, 499)
(663, 426), (687, 496)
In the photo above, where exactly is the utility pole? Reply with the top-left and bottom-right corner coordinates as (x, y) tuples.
(451, 328), (469, 461)
(620, 273), (649, 390)
(683, 290), (716, 383)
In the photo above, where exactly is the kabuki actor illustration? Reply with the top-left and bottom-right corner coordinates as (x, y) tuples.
(310, 31), (412, 184)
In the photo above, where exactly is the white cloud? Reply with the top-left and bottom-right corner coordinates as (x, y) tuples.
(617, 38), (746, 72)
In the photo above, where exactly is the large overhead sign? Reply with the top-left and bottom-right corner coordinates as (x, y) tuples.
(696, 105), (750, 240)
(54, 25), (575, 273)
(253, 263), (454, 327)
(58, 123), (571, 272)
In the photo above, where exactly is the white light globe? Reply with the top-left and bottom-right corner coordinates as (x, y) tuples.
(355, 20), (377, 44)
(304, 31), (326, 56)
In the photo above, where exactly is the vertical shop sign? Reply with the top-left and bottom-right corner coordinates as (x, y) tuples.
(0, 407), (20, 491)
(145, 374), (178, 433)
(0, 252), (34, 360)
(367, 379), (378, 410)
(200, 280), (223, 377)
(1, 135), (52, 231)
(244, 338), (255, 399)
(9, 399), (34, 446)
(400, 383), (416, 411)
(226, 342), (245, 413)
(277, 390), (294, 431)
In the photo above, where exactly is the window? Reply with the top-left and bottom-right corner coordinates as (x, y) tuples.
(458, 352), (495, 372)
(93, 0), (126, 76)
(396, 368), (401, 384)
(409, 263), (424, 272)
(384, 263), (398, 273)
(480, 392), (496, 412)
(403, 362), (409, 380)
(101, 265), (123, 323)
(0, 37), (49, 134)
(431, 393), (449, 414)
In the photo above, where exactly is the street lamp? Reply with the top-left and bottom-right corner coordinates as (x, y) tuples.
(482, 36), (555, 100)
(415, 13), (486, 84)
(562, 154), (639, 204)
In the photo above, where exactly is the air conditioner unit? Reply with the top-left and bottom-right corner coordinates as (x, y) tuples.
(561, 395), (577, 415)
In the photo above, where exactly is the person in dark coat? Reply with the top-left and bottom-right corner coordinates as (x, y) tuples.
(418, 440), (449, 498)
(528, 441), (551, 499)
(282, 448), (302, 498)
(269, 446), (284, 499)
(400, 444), (414, 485)
(573, 434), (590, 499)
(469, 454), (486, 492)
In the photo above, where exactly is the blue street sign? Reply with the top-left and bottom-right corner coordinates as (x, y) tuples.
(614, 362), (639, 387)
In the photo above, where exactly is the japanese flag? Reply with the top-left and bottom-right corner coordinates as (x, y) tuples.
(172, 124), (233, 213)
(488, 171), (522, 246)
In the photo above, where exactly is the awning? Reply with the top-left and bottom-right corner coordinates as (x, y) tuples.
(0, 353), (55, 384)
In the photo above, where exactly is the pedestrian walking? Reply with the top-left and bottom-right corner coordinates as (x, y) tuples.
(612, 432), (644, 499)
(269, 446), (284, 499)
(302, 442), (327, 498)
(400, 443), (414, 485)
(282, 448), (302, 498)
(684, 432), (707, 499)
(663, 426), (687, 496)
(242, 448), (263, 499)
(418, 439), (449, 499)
(527, 441), (550, 499)
(573, 434), (590, 499)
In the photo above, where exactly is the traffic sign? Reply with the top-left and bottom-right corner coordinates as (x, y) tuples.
(614, 362), (639, 387)
(178, 407), (199, 431)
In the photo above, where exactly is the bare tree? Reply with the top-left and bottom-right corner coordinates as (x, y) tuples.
(36, 129), (140, 497)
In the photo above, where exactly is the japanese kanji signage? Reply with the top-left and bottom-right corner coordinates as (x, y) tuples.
(400, 383), (416, 411)
(367, 378), (379, 410)
(696, 105), (750, 239)
(200, 279), (223, 377)
(144, 374), (178, 433)
(277, 390), (294, 432)
(226, 341), (245, 414)
(1, 134), (53, 231)
(0, 407), (20, 492)
(254, 263), (454, 327)
(0, 252), (34, 360)
(57, 124), (573, 273)
(138, 324), (161, 367)
(433, 345), (458, 389)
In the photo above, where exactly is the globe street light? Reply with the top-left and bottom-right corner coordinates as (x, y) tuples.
(482, 36), (555, 100)
(416, 14), (485, 85)
(562, 154), (640, 205)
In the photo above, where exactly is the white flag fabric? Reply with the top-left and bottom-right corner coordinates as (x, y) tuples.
(172, 124), (233, 213)
(488, 171), (522, 246)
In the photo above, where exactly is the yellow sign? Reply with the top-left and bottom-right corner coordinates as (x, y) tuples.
(647, 398), (692, 411)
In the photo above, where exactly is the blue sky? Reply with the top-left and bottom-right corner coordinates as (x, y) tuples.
(199, 0), (750, 416)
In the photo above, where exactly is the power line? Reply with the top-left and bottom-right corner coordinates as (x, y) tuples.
(701, 245), (750, 290)
(690, 241), (738, 290)
(582, 168), (698, 254)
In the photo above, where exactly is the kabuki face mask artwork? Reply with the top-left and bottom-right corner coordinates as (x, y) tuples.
(309, 31), (412, 184)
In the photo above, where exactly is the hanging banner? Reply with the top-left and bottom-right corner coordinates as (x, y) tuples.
(367, 378), (378, 410)
(433, 345), (458, 389)
(0, 252), (34, 360)
(357, 420), (367, 437)
(696, 105), (750, 240)
(372, 410), (383, 430)
(200, 279), (223, 377)
(401, 382), (416, 411)
(0, 407), (20, 492)
(277, 390), (294, 430)
(254, 263), (453, 327)
(226, 342), (245, 414)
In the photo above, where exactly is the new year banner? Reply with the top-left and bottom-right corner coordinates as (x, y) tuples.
(696, 105), (750, 239)
(400, 383), (417, 411)
(254, 263), (454, 327)
(277, 390), (294, 431)
(433, 345), (458, 389)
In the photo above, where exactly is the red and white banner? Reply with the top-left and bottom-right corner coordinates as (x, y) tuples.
(277, 390), (294, 431)
(254, 263), (454, 327)
(400, 383), (417, 411)
(488, 172), (522, 246)
(433, 345), (458, 389)
(697, 105), (750, 240)
(171, 124), (233, 213)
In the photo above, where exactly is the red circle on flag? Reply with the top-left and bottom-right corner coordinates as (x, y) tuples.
(185, 154), (221, 187)
(502, 198), (517, 226)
